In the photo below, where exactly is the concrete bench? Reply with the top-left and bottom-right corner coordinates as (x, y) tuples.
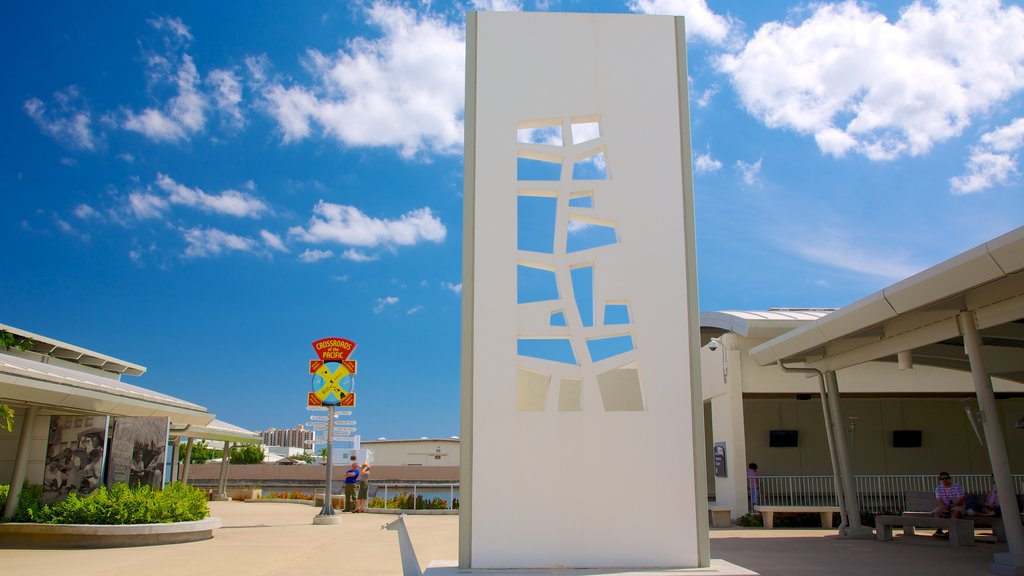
(708, 505), (731, 528)
(753, 505), (839, 529)
(900, 490), (1024, 543)
(875, 515), (974, 547)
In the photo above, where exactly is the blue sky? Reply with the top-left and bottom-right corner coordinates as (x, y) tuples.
(3, 0), (1023, 440)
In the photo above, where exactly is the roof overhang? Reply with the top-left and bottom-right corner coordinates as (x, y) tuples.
(749, 226), (1024, 384)
(0, 323), (145, 376)
(0, 352), (211, 425)
(171, 419), (261, 443)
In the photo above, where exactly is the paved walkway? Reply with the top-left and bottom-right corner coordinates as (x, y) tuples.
(0, 501), (1009, 575)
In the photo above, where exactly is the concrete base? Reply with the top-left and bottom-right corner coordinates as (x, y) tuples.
(210, 495), (232, 502)
(0, 517), (222, 548)
(839, 525), (875, 539)
(990, 553), (1024, 576)
(312, 514), (342, 525)
(424, 559), (757, 575)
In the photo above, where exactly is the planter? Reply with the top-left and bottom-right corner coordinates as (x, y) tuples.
(225, 488), (261, 501)
(0, 517), (222, 549)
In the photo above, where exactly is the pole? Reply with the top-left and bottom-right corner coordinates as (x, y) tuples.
(3, 405), (39, 520)
(825, 371), (872, 537)
(959, 311), (1024, 573)
(320, 404), (336, 516)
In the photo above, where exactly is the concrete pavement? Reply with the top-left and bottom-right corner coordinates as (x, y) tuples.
(0, 501), (1009, 575)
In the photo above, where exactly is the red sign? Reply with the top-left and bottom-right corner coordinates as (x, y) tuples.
(308, 392), (322, 407)
(309, 360), (324, 374)
(340, 393), (356, 407)
(311, 337), (356, 362)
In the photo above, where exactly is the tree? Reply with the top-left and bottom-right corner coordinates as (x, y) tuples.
(230, 443), (265, 464)
(290, 452), (314, 463)
(0, 330), (34, 432)
(179, 440), (216, 464)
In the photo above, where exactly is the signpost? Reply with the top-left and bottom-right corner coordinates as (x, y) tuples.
(309, 337), (359, 525)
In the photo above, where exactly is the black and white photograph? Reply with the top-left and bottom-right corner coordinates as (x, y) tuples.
(42, 415), (108, 504)
(105, 416), (169, 490)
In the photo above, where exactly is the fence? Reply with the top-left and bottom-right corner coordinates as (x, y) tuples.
(753, 474), (1024, 513)
(368, 482), (459, 511)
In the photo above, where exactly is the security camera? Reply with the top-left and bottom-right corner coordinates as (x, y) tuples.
(708, 340), (719, 351)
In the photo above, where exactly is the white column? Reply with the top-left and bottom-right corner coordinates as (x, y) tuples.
(215, 441), (231, 499)
(825, 371), (872, 537)
(170, 438), (181, 483)
(959, 311), (1024, 574)
(181, 437), (195, 483)
(817, 374), (849, 529)
(2, 405), (38, 519)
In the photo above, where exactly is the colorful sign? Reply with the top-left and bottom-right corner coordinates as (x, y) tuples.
(307, 337), (357, 407)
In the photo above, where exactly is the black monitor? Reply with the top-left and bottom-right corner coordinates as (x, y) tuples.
(892, 430), (922, 448)
(769, 429), (799, 447)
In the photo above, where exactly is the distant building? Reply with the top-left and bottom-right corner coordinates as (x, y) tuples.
(362, 437), (460, 467)
(261, 425), (315, 449)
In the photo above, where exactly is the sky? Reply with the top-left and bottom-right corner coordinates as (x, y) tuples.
(3, 0), (1023, 441)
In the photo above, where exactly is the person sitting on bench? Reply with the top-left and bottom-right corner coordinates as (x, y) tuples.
(932, 471), (966, 539)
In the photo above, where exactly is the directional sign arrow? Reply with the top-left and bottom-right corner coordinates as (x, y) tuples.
(334, 420), (356, 426)
(309, 415), (329, 421)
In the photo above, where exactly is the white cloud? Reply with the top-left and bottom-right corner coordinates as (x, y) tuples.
(155, 173), (268, 217)
(717, 0), (1024, 161)
(123, 109), (187, 142)
(260, 230), (288, 252)
(374, 296), (399, 313)
(207, 68), (245, 130)
(407, 305), (424, 315)
(262, 2), (465, 158)
(23, 86), (96, 151)
(443, 281), (462, 295)
(950, 150), (1018, 194)
(342, 248), (379, 262)
(128, 192), (169, 220)
(73, 204), (98, 219)
(182, 227), (257, 258)
(147, 15), (193, 42)
(950, 117), (1024, 193)
(289, 201), (446, 248)
(471, 0), (522, 11)
(628, 0), (737, 45)
(695, 152), (722, 173)
(694, 84), (718, 108)
(736, 158), (762, 186)
(785, 233), (923, 281)
(298, 248), (335, 263)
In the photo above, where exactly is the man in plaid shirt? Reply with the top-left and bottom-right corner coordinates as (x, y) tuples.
(931, 471), (966, 539)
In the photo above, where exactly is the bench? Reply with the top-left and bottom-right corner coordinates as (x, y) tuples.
(875, 515), (975, 547)
(892, 487), (1019, 541)
(753, 505), (840, 529)
(708, 505), (731, 528)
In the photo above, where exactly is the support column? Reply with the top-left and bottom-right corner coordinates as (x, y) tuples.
(213, 441), (231, 501)
(3, 405), (39, 520)
(170, 438), (181, 484)
(181, 437), (195, 483)
(959, 311), (1024, 576)
(818, 376), (848, 529)
(825, 371), (872, 537)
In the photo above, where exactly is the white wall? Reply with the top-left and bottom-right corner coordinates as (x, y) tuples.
(467, 12), (702, 569)
(362, 440), (459, 467)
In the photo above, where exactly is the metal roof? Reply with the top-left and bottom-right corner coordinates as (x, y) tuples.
(0, 350), (211, 425)
(171, 418), (261, 443)
(0, 323), (145, 376)
(749, 226), (1024, 384)
(700, 309), (835, 341)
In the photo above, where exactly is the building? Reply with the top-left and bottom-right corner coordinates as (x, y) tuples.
(361, 437), (459, 467)
(0, 322), (261, 515)
(260, 425), (315, 449)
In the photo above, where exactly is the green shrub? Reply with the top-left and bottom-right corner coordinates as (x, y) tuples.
(369, 492), (453, 510)
(0, 482), (209, 525)
(737, 513), (763, 527)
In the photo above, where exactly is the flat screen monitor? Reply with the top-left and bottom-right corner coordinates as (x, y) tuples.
(769, 429), (799, 447)
(892, 430), (922, 448)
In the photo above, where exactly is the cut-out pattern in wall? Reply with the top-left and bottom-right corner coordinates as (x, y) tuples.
(515, 114), (643, 412)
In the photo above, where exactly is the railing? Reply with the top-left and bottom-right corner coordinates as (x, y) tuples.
(368, 482), (459, 511)
(752, 474), (1024, 513)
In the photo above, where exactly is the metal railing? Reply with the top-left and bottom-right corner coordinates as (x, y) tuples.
(368, 482), (459, 511)
(752, 474), (1024, 513)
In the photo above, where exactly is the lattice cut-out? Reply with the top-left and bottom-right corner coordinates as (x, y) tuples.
(572, 149), (608, 180)
(597, 362), (644, 411)
(518, 195), (557, 254)
(570, 265), (594, 328)
(550, 310), (567, 327)
(517, 369), (551, 411)
(567, 219), (617, 253)
(518, 337), (577, 365)
(603, 303), (630, 325)
(587, 334), (634, 363)
(558, 378), (582, 411)
(518, 264), (559, 303)
(569, 191), (593, 208)
(571, 119), (600, 145)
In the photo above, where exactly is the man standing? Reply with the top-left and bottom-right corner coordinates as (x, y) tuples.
(343, 462), (360, 512)
(931, 471), (966, 539)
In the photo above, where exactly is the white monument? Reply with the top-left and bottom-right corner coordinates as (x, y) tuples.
(458, 11), (732, 572)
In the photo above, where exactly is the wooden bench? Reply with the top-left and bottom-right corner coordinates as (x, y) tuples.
(753, 505), (839, 529)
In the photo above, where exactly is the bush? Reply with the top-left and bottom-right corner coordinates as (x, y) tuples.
(737, 513), (763, 527)
(1, 482), (208, 525)
(0, 484), (45, 522)
(264, 491), (313, 501)
(369, 492), (453, 510)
